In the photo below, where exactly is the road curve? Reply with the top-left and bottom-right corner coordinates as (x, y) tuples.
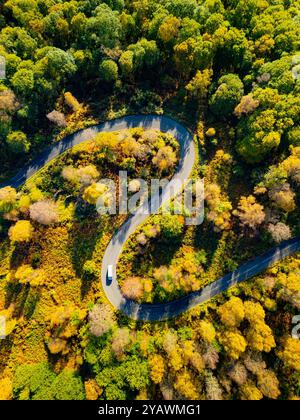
(2, 115), (300, 321)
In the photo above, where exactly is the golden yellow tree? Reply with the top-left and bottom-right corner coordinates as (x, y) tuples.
(197, 320), (216, 343)
(246, 321), (275, 353)
(174, 370), (198, 400)
(0, 377), (12, 400)
(121, 136), (140, 157)
(64, 91), (81, 112)
(244, 301), (265, 323)
(186, 69), (213, 100)
(15, 264), (45, 287)
(83, 183), (109, 205)
(158, 16), (180, 43)
(181, 341), (205, 373)
(257, 369), (280, 399)
(219, 330), (247, 360)
(8, 220), (33, 243)
(152, 146), (177, 174)
(218, 297), (245, 328)
(205, 183), (232, 231)
(279, 338), (300, 371)
(84, 379), (102, 400)
(240, 381), (263, 400)
(169, 349), (183, 372)
(243, 300), (275, 352)
(149, 355), (165, 384)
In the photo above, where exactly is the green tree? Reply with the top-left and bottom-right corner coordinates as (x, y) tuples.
(85, 3), (121, 48)
(174, 36), (213, 77)
(178, 17), (201, 42)
(70, 13), (87, 41)
(119, 50), (134, 75)
(128, 38), (160, 71)
(209, 74), (244, 117)
(159, 215), (184, 241)
(236, 110), (281, 163)
(258, 56), (297, 94)
(213, 26), (251, 70)
(230, 0), (269, 29)
(35, 47), (77, 81)
(13, 363), (55, 400)
(99, 59), (119, 83)
(0, 27), (37, 58)
(6, 131), (30, 153)
(49, 370), (85, 400)
(165, 0), (198, 18)
(11, 68), (34, 97)
(96, 357), (149, 399)
(0, 186), (17, 213)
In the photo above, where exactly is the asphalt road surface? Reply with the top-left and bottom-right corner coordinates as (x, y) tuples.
(3, 115), (300, 321)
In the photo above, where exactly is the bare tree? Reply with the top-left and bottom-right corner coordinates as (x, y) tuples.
(234, 94), (259, 117)
(0, 89), (19, 114)
(202, 345), (219, 370)
(267, 222), (291, 243)
(111, 328), (131, 359)
(88, 303), (115, 337)
(205, 372), (223, 400)
(227, 362), (248, 385)
(46, 110), (67, 127)
(233, 195), (265, 232)
(30, 200), (59, 225)
(121, 277), (144, 301)
(269, 183), (296, 212)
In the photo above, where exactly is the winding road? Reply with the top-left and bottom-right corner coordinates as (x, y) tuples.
(2, 115), (300, 321)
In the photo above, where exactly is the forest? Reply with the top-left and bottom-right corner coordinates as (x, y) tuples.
(0, 0), (300, 401)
